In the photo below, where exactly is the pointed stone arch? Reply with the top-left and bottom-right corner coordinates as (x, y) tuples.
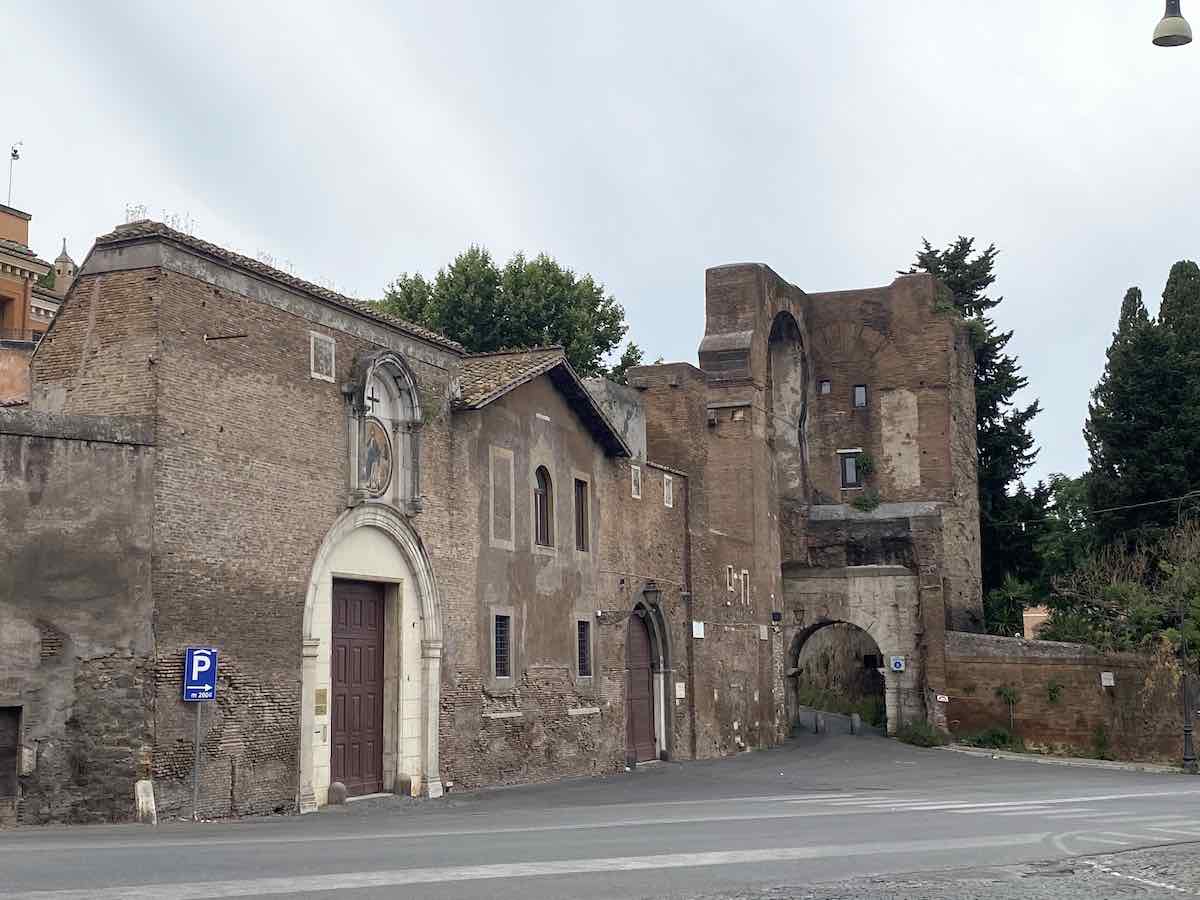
(347, 350), (424, 514)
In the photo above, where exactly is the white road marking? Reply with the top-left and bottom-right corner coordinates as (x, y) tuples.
(1072, 835), (1131, 846)
(1095, 830), (1179, 842)
(1084, 860), (1198, 896)
(0, 833), (1049, 900)
(1143, 826), (1200, 837)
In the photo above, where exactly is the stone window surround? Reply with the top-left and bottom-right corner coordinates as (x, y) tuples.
(529, 453), (558, 557)
(309, 331), (336, 382)
(574, 616), (595, 682)
(837, 447), (864, 490)
(631, 464), (642, 500)
(663, 473), (674, 508)
(572, 470), (591, 554)
(489, 446), (516, 551)
(487, 604), (517, 694)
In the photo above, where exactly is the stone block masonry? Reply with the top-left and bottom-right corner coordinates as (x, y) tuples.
(0, 409), (154, 824)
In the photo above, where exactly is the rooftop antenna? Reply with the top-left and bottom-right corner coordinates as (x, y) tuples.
(7, 142), (22, 206)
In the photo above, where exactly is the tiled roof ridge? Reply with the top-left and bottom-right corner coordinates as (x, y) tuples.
(94, 220), (465, 354)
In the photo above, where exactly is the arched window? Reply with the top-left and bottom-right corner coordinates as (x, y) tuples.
(534, 466), (554, 547)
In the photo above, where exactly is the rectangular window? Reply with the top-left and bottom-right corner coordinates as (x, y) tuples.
(631, 465), (642, 499)
(741, 570), (749, 605)
(494, 614), (511, 678)
(840, 454), (862, 488)
(309, 331), (336, 382)
(818, 379), (831, 395)
(574, 478), (589, 551)
(663, 474), (674, 508)
(576, 620), (592, 677)
(853, 384), (868, 408)
(726, 565), (734, 592)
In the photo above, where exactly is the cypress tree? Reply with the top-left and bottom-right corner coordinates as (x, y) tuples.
(906, 238), (1041, 598)
(1086, 264), (1200, 544)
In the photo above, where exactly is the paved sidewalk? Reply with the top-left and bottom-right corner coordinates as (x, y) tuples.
(942, 743), (1188, 775)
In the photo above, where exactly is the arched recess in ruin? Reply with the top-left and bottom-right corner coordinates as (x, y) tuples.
(765, 310), (809, 503)
(297, 502), (443, 811)
(626, 587), (672, 765)
(786, 617), (904, 736)
(787, 621), (887, 733)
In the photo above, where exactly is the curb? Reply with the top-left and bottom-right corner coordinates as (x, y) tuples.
(939, 743), (1187, 775)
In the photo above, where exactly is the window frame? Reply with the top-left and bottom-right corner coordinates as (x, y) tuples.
(853, 384), (868, 408)
(663, 473), (674, 509)
(576, 618), (593, 678)
(726, 565), (735, 592)
(839, 451), (863, 489)
(493, 612), (513, 679)
(534, 465), (554, 547)
(631, 464), (642, 500)
(573, 477), (589, 552)
(741, 569), (750, 605)
(818, 379), (831, 395)
(309, 331), (336, 382)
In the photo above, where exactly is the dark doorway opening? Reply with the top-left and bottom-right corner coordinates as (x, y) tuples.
(331, 579), (385, 796)
(626, 612), (656, 763)
(0, 707), (18, 799)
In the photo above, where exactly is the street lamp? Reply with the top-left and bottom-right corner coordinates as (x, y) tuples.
(1154, 0), (1193, 46)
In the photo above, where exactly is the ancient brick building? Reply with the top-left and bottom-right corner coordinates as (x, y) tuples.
(0, 221), (981, 824)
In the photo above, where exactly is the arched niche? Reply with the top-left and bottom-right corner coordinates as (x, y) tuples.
(765, 311), (809, 502)
(346, 350), (423, 515)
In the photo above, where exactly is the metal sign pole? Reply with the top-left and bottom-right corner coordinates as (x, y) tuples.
(192, 702), (202, 821)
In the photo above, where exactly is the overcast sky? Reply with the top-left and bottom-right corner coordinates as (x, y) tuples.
(7, 2), (1200, 484)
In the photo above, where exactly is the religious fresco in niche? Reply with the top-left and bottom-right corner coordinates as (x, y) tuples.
(361, 417), (393, 496)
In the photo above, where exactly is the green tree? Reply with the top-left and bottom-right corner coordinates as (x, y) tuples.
(906, 237), (1042, 601)
(380, 247), (640, 381)
(36, 268), (55, 291)
(1085, 272), (1198, 546)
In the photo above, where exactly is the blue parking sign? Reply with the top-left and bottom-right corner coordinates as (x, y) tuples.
(183, 648), (218, 701)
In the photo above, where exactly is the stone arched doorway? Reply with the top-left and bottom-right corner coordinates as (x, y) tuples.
(788, 622), (887, 732)
(298, 503), (443, 811)
(625, 589), (672, 765)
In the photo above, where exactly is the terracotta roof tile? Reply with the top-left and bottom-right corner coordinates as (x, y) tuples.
(456, 347), (565, 407)
(94, 221), (464, 353)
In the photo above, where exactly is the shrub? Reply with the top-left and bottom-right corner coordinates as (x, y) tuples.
(896, 721), (949, 748)
(851, 489), (881, 513)
(1092, 724), (1114, 761)
(1046, 681), (1064, 704)
(963, 727), (1025, 751)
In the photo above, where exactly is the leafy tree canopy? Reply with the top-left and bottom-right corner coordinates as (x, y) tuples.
(379, 246), (641, 382)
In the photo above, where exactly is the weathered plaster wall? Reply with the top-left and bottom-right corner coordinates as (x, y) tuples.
(0, 343), (32, 401)
(0, 410), (154, 824)
(584, 377), (646, 460)
(945, 632), (1199, 763)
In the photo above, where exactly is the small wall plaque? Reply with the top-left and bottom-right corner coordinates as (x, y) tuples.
(314, 688), (328, 716)
(1100, 671), (1115, 687)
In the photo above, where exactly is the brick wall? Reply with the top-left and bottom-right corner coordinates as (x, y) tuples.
(0, 410), (154, 824)
(945, 632), (1199, 763)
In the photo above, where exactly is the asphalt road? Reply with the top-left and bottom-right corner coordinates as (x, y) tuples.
(1, 733), (1198, 899)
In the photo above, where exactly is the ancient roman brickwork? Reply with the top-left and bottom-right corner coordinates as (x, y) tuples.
(945, 632), (1199, 762)
(0, 411), (154, 825)
(4, 222), (990, 824)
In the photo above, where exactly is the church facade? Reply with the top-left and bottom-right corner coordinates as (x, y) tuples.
(0, 221), (980, 824)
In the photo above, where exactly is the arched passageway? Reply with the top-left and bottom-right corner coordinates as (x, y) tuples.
(788, 622), (887, 731)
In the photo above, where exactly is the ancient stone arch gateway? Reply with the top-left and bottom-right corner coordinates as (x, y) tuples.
(1, 222), (982, 823)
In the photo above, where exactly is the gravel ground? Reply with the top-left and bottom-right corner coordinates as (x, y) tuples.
(688, 843), (1200, 899)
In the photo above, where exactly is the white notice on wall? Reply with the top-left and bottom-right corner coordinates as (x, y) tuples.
(675, 681), (686, 699)
(1101, 671), (1115, 687)
(758, 624), (769, 641)
(692, 621), (705, 639)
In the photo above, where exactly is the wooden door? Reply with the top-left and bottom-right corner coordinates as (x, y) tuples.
(0, 708), (17, 798)
(626, 613), (656, 763)
(331, 579), (385, 796)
